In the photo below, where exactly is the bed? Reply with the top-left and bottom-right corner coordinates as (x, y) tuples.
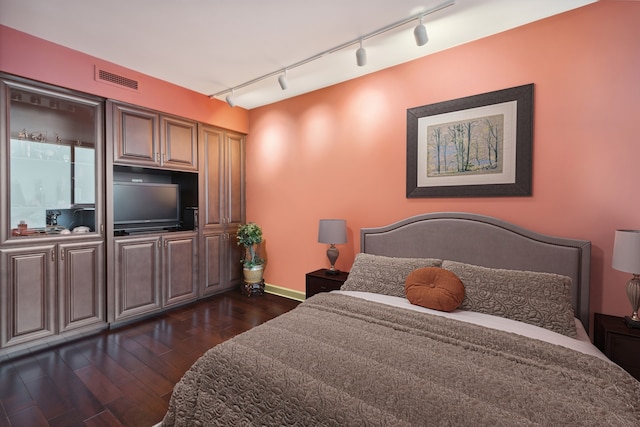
(162, 212), (640, 426)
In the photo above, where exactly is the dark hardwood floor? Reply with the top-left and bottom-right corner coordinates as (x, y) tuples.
(0, 291), (300, 427)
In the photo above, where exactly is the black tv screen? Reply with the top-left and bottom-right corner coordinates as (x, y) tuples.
(113, 182), (180, 229)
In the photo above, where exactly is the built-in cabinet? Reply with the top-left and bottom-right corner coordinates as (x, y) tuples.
(113, 232), (197, 322)
(0, 74), (106, 355)
(0, 74), (246, 357)
(108, 101), (198, 171)
(58, 241), (105, 332)
(199, 125), (245, 296)
(1, 244), (56, 347)
(201, 229), (244, 296)
(1, 239), (105, 347)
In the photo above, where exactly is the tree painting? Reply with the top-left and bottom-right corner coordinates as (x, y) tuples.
(426, 114), (504, 177)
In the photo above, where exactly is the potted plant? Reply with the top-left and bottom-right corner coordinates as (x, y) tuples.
(237, 222), (264, 284)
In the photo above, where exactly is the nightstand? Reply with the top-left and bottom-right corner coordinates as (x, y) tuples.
(594, 313), (640, 381)
(305, 269), (349, 298)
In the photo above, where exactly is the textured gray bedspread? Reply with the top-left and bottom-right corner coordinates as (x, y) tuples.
(162, 293), (640, 426)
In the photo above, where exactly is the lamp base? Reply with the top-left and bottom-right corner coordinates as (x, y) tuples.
(624, 316), (640, 329)
(325, 268), (341, 276)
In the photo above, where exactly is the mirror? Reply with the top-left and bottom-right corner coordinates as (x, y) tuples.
(8, 86), (97, 234)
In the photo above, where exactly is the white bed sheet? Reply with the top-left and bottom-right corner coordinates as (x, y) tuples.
(334, 290), (609, 362)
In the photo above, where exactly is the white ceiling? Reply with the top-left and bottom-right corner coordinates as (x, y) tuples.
(0, 0), (595, 109)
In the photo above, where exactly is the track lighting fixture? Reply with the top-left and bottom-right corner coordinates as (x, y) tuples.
(356, 40), (367, 67)
(208, 0), (455, 106)
(278, 70), (288, 90)
(225, 89), (236, 107)
(414, 16), (428, 46)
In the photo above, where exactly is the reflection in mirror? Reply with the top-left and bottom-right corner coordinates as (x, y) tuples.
(10, 139), (95, 230)
(7, 83), (99, 237)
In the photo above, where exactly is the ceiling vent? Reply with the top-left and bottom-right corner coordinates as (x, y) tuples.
(95, 66), (139, 91)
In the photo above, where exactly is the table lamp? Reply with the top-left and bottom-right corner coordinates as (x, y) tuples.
(318, 219), (347, 275)
(612, 229), (640, 328)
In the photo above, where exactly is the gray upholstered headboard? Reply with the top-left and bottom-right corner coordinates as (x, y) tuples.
(360, 212), (592, 331)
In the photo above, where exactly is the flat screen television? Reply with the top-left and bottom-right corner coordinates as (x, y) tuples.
(113, 181), (180, 232)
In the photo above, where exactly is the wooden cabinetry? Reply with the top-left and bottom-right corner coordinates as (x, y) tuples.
(0, 74), (106, 357)
(199, 124), (245, 229)
(161, 115), (199, 171)
(0, 245), (56, 347)
(306, 269), (349, 298)
(594, 313), (640, 381)
(0, 74), (247, 357)
(113, 232), (197, 322)
(58, 240), (105, 332)
(201, 230), (244, 296)
(113, 236), (161, 321)
(163, 233), (198, 307)
(199, 125), (245, 296)
(0, 240), (105, 350)
(108, 101), (198, 171)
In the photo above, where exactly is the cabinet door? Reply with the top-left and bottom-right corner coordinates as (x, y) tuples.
(2, 75), (104, 241)
(109, 101), (160, 167)
(201, 231), (243, 296)
(163, 233), (198, 307)
(161, 115), (198, 171)
(201, 232), (224, 296)
(224, 131), (246, 228)
(200, 125), (245, 229)
(58, 241), (105, 332)
(1, 245), (56, 347)
(113, 237), (161, 321)
(200, 125), (225, 229)
(226, 228), (244, 289)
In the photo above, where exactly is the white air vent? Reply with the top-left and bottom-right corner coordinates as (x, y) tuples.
(95, 66), (139, 91)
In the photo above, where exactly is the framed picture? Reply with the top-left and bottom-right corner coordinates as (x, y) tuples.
(406, 84), (533, 198)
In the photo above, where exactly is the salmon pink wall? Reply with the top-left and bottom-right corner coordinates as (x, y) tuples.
(0, 25), (249, 133)
(247, 0), (640, 321)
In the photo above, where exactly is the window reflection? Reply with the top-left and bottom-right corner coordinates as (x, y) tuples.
(10, 139), (94, 229)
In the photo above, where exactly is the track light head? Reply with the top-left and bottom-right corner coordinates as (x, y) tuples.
(278, 70), (288, 90)
(208, 2), (454, 103)
(356, 40), (367, 67)
(414, 16), (428, 46)
(225, 90), (236, 107)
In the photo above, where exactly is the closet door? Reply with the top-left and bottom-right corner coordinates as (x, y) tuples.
(224, 131), (245, 229)
(200, 124), (225, 229)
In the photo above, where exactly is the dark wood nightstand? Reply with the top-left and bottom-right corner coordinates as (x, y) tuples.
(305, 269), (349, 298)
(594, 313), (640, 381)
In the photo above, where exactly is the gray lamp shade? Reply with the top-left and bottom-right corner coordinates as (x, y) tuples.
(318, 219), (347, 244)
(612, 230), (640, 274)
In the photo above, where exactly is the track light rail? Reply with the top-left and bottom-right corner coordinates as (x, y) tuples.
(209, 0), (455, 101)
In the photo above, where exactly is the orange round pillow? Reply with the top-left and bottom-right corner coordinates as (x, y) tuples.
(405, 267), (465, 312)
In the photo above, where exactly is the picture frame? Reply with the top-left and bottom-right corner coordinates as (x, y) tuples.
(406, 84), (533, 198)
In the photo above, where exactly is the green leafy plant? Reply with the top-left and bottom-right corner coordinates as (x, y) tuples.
(237, 222), (264, 268)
